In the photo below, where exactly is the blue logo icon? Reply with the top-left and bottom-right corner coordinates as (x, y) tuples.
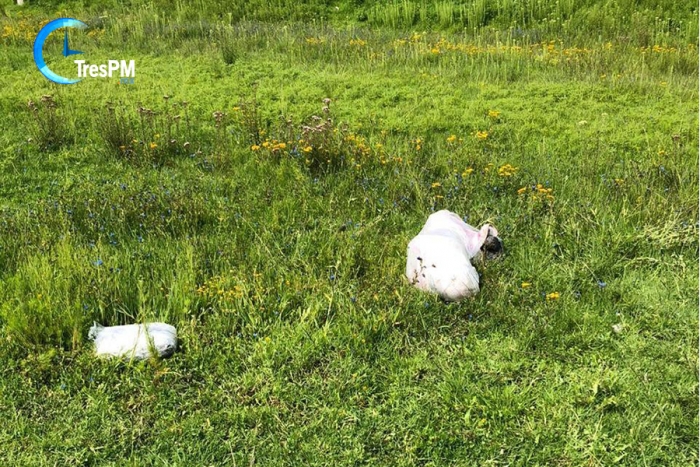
(33, 18), (87, 84)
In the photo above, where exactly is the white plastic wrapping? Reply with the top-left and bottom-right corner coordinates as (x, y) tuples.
(88, 322), (177, 360)
(406, 210), (501, 302)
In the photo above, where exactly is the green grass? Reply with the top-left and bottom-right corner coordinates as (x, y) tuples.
(0, 0), (697, 465)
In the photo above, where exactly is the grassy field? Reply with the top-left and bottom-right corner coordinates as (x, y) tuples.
(0, 0), (698, 465)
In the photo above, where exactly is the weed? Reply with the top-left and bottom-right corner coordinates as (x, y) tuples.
(100, 98), (196, 165)
(26, 95), (72, 150)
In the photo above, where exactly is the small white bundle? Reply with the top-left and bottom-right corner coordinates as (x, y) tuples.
(406, 210), (502, 302)
(88, 322), (177, 360)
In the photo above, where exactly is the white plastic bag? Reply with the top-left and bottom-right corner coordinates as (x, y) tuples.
(88, 322), (177, 360)
(406, 210), (502, 301)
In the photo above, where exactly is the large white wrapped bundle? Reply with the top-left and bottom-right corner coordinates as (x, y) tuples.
(88, 322), (177, 360)
(406, 210), (502, 302)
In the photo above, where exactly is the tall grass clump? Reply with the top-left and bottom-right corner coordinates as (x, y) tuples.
(245, 98), (381, 173)
(26, 95), (73, 150)
(100, 97), (196, 165)
(0, 241), (87, 349)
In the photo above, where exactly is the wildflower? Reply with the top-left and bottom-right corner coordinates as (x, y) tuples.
(462, 168), (474, 176)
(431, 182), (441, 188)
(154, 133), (161, 139)
(475, 130), (489, 140)
(498, 164), (518, 177)
(521, 282), (532, 288)
(447, 134), (457, 143)
(546, 292), (560, 300)
(488, 110), (501, 118)
(614, 178), (625, 186)
(232, 106), (240, 111)
(251, 145), (261, 151)
(517, 186), (527, 195)
(303, 146), (312, 153)
(149, 142), (157, 149)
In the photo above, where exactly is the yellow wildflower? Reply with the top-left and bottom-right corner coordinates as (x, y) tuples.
(149, 142), (158, 149)
(431, 182), (441, 188)
(447, 134), (457, 143)
(521, 282), (532, 288)
(546, 292), (560, 300)
(476, 131), (489, 140)
(303, 146), (312, 153)
(498, 164), (518, 177)
(251, 145), (261, 151)
(488, 110), (501, 118)
(517, 186), (528, 195)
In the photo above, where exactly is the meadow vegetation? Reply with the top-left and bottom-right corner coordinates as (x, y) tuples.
(0, 0), (697, 464)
